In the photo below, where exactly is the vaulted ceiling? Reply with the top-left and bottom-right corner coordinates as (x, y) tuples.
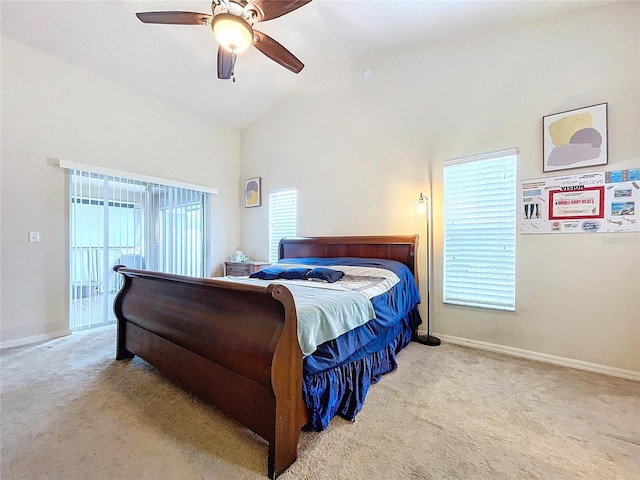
(1, 0), (612, 130)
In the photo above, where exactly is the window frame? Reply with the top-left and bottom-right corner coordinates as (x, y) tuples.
(442, 148), (518, 311)
(268, 187), (298, 263)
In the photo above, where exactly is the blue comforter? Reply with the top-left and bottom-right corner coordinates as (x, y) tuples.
(278, 257), (422, 429)
(278, 257), (421, 374)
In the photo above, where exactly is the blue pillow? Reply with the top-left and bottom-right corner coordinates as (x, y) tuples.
(249, 267), (286, 280)
(279, 268), (311, 280)
(305, 267), (344, 283)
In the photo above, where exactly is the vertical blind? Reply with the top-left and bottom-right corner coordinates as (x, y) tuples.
(269, 188), (298, 262)
(64, 161), (213, 331)
(443, 149), (517, 311)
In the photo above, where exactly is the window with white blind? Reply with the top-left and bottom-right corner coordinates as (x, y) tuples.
(443, 149), (517, 311)
(269, 188), (297, 262)
(61, 160), (215, 331)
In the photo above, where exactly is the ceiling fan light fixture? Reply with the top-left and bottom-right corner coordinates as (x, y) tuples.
(212, 13), (254, 53)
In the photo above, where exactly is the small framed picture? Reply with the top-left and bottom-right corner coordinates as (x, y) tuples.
(543, 103), (608, 173)
(244, 177), (261, 208)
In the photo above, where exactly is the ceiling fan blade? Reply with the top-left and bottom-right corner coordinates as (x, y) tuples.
(253, 30), (304, 73)
(252, 0), (312, 22)
(217, 47), (236, 80)
(135, 11), (212, 25)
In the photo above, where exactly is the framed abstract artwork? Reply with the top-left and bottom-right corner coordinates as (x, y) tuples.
(244, 177), (261, 208)
(543, 103), (608, 173)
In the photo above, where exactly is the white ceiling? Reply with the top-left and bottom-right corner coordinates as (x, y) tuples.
(1, 0), (612, 131)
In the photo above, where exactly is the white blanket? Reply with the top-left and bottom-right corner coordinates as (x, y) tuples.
(218, 265), (399, 356)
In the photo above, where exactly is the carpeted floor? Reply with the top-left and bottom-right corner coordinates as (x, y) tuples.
(1, 325), (638, 480)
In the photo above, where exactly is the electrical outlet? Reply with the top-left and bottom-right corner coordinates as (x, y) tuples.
(29, 231), (40, 243)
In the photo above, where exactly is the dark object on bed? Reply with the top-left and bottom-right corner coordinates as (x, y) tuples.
(277, 267), (311, 280)
(248, 266), (286, 279)
(113, 235), (421, 479)
(305, 267), (344, 283)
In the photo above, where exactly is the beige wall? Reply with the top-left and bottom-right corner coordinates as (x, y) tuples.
(2, 4), (638, 374)
(1, 36), (242, 345)
(240, 3), (640, 372)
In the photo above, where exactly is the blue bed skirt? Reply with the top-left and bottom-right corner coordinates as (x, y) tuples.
(302, 306), (422, 431)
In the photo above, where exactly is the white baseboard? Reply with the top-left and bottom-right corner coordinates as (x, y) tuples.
(0, 330), (71, 350)
(433, 333), (640, 382)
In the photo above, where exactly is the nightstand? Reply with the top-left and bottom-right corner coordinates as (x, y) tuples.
(224, 261), (270, 276)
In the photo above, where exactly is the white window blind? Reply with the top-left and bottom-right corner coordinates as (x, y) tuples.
(443, 149), (517, 311)
(269, 188), (297, 262)
(63, 161), (212, 331)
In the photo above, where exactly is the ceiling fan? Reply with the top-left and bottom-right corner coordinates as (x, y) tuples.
(136, 0), (312, 81)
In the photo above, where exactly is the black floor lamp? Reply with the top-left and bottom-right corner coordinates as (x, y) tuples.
(412, 192), (441, 347)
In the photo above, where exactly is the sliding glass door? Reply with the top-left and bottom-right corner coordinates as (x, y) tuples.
(68, 169), (210, 331)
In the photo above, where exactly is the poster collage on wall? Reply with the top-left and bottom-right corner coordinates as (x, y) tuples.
(520, 168), (640, 234)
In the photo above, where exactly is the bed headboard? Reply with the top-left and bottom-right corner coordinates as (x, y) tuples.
(278, 235), (419, 278)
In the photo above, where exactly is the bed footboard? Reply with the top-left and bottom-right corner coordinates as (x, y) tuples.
(113, 266), (305, 479)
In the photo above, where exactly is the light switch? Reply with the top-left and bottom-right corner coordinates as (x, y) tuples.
(29, 231), (40, 243)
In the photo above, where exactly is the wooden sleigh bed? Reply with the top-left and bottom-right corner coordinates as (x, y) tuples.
(113, 235), (421, 479)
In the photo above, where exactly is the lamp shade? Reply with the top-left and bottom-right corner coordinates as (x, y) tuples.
(417, 193), (427, 215)
(212, 13), (254, 53)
